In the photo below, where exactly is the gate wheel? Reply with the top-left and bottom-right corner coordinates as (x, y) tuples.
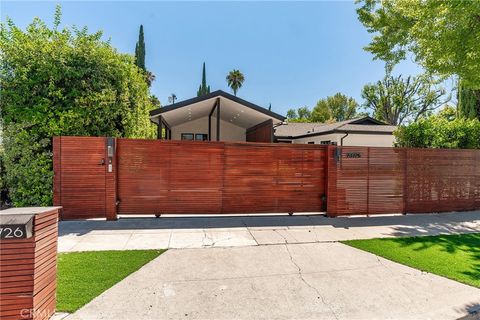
(155, 214), (161, 218)
(288, 212), (294, 216)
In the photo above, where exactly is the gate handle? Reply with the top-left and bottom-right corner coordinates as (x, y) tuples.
(99, 158), (105, 166)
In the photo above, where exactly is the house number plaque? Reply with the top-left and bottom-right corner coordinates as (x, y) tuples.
(0, 213), (34, 239)
(0, 224), (28, 239)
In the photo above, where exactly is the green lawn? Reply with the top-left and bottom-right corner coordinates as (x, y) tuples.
(57, 250), (165, 312)
(343, 233), (480, 288)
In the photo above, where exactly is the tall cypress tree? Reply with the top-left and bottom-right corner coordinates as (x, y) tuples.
(197, 62), (210, 96)
(135, 25), (146, 71)
(458, 81), (480, 120)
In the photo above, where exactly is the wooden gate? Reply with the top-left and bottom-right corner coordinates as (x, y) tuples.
(53, 137), (107, 219)
(54, 137), (328, 219)
(115, 139), (327, 216)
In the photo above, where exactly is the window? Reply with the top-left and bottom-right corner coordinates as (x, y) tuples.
(320, 140), (331, 145)
(308, 141), (315, 144)
(181, 133), (208, 141)
(195, 134), (208, 141)
(181, 133), (194, 141)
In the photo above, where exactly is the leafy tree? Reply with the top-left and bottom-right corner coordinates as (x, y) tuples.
(286, 109), (298, 119)
(356, 0), (480, 87)
(357, 0), (480, 116)
(311, 93), (359, 123)
(150, 95), (161, 108)
(361, 72), (448, 125)
(310, 102), (330, 123)
(285, 106), (312, 122)
(0, 7), (156, 206)
(135, 25), (146, 71)
(226, 69), (245, 96)
(394, 116), (480, 149)
(437, 105), (457, 122)
(296, 106), (311, 120)
(458, 81), (480, 120)
(197, 62), (211, 97)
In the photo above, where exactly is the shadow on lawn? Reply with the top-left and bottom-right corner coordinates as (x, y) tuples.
(381, 232), (480, 287)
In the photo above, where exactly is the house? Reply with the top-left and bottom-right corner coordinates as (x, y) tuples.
(149, 91), (396, 147)
(149, 90), (285, 143)
(274, 117), (397, 147)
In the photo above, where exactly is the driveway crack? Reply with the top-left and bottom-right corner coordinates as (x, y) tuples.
(242, 220), (259, 246)
(274, 229), (291, 243)
(284, 244), (339, 320)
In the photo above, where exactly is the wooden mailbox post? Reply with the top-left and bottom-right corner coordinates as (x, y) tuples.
(0, 207), (61, 320)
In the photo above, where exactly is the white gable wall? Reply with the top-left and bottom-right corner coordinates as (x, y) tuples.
(170, 116), (246, 141)
(292, 132), (395, 147)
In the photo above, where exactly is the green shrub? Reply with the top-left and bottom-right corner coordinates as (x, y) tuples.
(0, 7), (156, 206)
(395, 116), (480, 149)
(0, 145), (9, 208)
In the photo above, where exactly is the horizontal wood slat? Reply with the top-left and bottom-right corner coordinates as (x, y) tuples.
(0, 209), (59, 320)
(327, 146), (480, 216)
(117, 139), (327, 215)
(54, 136), (106, 219)
(54, 136), (480, 219)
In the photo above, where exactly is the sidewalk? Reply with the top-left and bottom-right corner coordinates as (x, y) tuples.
(58, 210), (480, 252)
(67, 242), (480, 320)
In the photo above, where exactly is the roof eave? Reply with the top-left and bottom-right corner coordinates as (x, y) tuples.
(283, 128), (395, 139)
(149, 90), (286, 122)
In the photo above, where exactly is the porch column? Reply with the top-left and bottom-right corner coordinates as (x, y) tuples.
(208, 114), (212, 141)
(208, 100), (218, 141)
(158, 116), (164, 140)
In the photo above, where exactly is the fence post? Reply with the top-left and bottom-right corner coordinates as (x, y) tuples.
(403, 148), (408, 214)
(53, 136), (62, 218)
(366, 147), (370, 215)
(326, 145), (337, 217)
(105, 137), (118, 221)
(323, 145), (329, 212)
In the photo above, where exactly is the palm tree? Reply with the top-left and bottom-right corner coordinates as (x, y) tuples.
(168, 93), (177, 104)
(226, 69), (245, 96)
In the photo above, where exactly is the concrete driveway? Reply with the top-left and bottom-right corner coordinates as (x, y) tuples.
(60, 211), (480, 320)
(58, 211), (480, 252)
(68, 242), (480, 320)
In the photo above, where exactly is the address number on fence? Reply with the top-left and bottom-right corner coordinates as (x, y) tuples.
(346, 152), (362, 158)
(0, 225), (27, 239)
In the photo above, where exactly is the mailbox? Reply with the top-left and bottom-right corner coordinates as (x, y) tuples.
(0, 207), (61, 320)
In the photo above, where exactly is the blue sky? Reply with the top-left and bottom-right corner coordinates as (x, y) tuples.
(1, 1), (422, 116)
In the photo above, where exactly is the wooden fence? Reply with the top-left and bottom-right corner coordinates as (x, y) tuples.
(327, 146), (480, 216)
(53, 137), (480, 219)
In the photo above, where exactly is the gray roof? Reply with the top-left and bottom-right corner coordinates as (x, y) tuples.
(340, 124), (397, 133)
(274, 117), (397, 138)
